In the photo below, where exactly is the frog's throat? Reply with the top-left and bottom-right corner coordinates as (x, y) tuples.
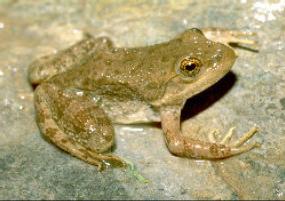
(151, 72), (226, 107)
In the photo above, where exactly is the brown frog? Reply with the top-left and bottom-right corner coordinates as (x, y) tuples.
(28, 28), (260, 170)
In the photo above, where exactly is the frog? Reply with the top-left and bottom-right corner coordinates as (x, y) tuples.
(28, 28), (260, 170)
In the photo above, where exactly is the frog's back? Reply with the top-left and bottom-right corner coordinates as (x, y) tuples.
(28, 34), (113, 85)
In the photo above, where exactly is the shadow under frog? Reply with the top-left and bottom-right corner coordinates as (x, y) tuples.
(182, 71), (237, 121)
(28, 28), (260, 170)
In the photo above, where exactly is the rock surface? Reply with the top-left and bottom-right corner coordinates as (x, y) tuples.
(0, 0), (284, 199)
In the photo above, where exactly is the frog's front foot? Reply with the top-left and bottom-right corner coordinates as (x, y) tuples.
(164, 126), (260, 159)
(208, 126), (261, 156)
(160, 110), (260, 159)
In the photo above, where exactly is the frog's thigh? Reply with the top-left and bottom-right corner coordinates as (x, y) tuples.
(28, 34), (114, 85)
(34, 83), (124, 170)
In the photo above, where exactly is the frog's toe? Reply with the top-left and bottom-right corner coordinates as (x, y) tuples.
(229, 30), (257, 44)
(208, 126), (260, 156)
(220, 126), (260, 155)
(220, 127), (235, 145)
(226, 141), (261, 156)
(202, 27), (258, 50)
(208, 129), (219, 143)
(83, 151), (126, 171)
(96, 153), (127, 169)
(230, 126), (259, 147)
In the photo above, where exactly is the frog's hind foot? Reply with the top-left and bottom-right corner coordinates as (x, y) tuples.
(201, 27), (258, 54)
(52, 138), (125, 171)
(208, 126), (261, 156)
(34, 83), (125, 171)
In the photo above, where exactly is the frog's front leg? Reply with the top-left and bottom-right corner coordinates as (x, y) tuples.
(160, 108), (260, 159)
(34, 83), (125, 170)
(29, 33), (114, 85)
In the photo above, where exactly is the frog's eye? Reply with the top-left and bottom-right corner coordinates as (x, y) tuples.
(177, 57), (202, 78)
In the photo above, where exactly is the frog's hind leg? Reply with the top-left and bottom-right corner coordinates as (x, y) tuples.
(34, 83), (125, 171)
(28, 34), (114, 85)
(201, 27), (257, 49)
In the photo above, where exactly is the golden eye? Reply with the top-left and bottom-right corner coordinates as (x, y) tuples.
(179, 57), (202, 77)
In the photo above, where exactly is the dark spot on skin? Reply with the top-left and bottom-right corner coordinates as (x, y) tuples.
(209, 143), (219, 156)
(161, 56), (170, 62)
(94, 54), (103, 60)
(183, 140), (195, 158)
(145, 82), (158, 90)
(175, 38), (183, 43)
(82, 79), (90, 86)
(147, 48), (156, 55)
(114, 69), (120, 74)
(61, 139), (68, 144)
(210, 144), (228, 158)
(45, 127), (58, 138)
(36, 112), (45, 124)
(220, 146), (230, 157)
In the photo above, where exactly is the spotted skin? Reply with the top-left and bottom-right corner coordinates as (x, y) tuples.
(29, 28), (260, 170)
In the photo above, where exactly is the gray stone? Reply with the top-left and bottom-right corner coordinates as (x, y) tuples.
(0, 0), (284, 199)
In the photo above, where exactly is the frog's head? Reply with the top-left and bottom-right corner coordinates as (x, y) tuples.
(152, 28), (237, 107)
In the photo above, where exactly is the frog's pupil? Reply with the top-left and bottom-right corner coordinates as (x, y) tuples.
(185, 63), (196, 71)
